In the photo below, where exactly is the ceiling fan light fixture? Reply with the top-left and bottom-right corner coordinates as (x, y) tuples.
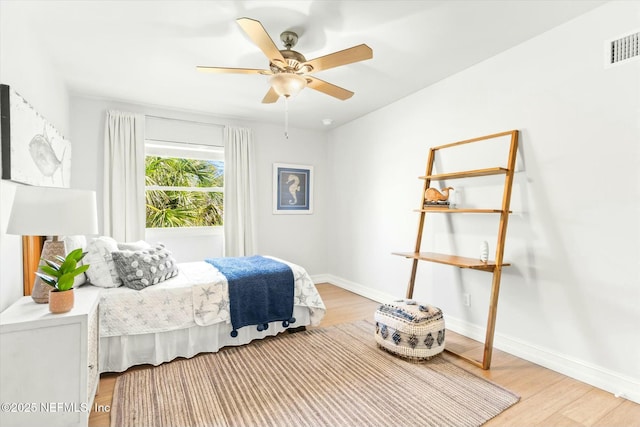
(269, 73), (307, 98)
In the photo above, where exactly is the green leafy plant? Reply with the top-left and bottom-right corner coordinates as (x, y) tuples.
(36, 248), (90, 292)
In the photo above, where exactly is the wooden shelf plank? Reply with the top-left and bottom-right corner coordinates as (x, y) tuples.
(419, 167), (508, 181)
(415, 208), (507, 213)
(391, 251), (510, 271)
(432, 130), (518, 151)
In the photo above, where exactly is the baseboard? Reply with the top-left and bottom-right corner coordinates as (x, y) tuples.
(310, 274), (331, 285)
(325, 274), (640, 405)
(445, 316), (640, 404)
(324, 274), (398, 304)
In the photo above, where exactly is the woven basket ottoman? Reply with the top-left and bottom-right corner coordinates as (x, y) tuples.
(374, 299), (445, 360)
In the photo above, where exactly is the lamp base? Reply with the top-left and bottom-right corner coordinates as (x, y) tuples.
(31, 281), (52, 303)
(31, 239), (66, 304)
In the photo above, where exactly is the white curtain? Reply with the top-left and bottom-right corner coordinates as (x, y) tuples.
(103, 110), (145, 242)
(224, 126), (256, 257)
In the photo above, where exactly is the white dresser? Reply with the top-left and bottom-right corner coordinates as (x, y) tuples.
(0, 286), (100, 427)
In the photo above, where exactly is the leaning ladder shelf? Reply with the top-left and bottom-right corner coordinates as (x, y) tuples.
(393, 130), (519, 370)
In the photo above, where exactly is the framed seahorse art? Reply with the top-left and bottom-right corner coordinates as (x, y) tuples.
(0, 84), (72, 188)
(273, 163), (313, 214)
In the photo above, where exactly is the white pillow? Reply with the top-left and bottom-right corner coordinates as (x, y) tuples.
(62, 235), (88, 287)
(63, 235), (87, 252)
(84, 236), (122, 288)
(117, 240), (151, 251)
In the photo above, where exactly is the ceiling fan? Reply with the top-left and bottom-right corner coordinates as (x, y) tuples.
(197, 17), (373, 103)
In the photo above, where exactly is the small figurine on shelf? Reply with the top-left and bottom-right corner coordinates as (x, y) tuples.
(424, 187), (453, 208)
(480, 241), (489, 262)
(425, 187), (453, 202)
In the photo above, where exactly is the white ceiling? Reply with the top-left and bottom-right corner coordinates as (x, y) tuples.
(12, 0), (606, 130)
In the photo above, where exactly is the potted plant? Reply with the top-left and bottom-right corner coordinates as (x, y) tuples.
(36, 248), (90, 313)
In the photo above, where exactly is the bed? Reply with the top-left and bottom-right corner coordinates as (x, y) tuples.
(73, 243), (326, 373)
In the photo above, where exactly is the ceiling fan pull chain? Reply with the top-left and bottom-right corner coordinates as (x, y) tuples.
(284, 96), (289, 139)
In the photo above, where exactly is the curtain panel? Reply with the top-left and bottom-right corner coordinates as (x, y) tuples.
(223, 126), (256, 257)
(103, 110), (145, 242)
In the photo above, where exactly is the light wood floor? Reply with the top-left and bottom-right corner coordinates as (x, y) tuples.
(89, 283), (640, 427)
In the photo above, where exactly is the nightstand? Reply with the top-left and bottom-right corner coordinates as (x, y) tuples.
(0, 285), (101, 427)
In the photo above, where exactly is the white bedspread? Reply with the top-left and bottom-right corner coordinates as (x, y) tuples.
(99, 258), (325, 337)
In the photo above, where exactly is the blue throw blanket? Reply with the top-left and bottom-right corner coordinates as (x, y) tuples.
(205, 256), (295, 337)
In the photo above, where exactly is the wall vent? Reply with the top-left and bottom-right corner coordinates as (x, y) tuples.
(608, 31), (639, 66)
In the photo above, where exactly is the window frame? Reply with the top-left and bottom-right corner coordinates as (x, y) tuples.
(144, 140), (224, 232)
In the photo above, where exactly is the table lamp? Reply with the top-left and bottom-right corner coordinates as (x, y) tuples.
(6, 185), (99, 303)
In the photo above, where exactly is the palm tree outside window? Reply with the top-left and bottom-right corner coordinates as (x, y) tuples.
(144, 141), (224, 228)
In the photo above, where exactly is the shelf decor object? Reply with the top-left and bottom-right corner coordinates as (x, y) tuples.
(6, 185), (99, 303)
(425, 186), (453, 202)
(393, 130), (519, 370)
(480, 241), (489, 262)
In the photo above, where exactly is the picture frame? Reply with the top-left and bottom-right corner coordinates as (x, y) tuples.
(273, 163), (313, 214)
(0, 84), (71, 187)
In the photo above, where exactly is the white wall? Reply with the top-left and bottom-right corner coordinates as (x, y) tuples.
(327, 1), (639, 401)
(252, 124), (328, 276)
(0, 2), (70, 311)
(69, 95), (328, 275)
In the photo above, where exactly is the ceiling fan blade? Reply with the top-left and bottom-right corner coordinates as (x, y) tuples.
(261, 87), (280, 104)
(306, 76), (354, 100)
(236, 17), (286, 67)
(196, 66), (270, 75)
(304, 44), (373, 73)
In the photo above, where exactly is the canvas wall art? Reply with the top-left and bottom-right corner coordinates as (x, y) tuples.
(1, 84), (71, 187)
(273, 163), (313, 214)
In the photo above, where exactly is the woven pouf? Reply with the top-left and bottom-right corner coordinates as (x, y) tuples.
(374, 299), (445, 360)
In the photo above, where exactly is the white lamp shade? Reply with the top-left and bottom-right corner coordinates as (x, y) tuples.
(7, 185), (99, 237)
(269, 73), (307, 98)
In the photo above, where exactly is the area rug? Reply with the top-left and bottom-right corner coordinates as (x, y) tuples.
(111, 320), (519, 427)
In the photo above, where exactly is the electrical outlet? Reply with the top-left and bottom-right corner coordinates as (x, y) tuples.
(463, 293), (471, 307)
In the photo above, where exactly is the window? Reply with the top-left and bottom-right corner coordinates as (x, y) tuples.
(145, 141), (224, 229)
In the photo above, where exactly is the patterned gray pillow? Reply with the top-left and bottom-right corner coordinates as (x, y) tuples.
(111, 243), (179, 290)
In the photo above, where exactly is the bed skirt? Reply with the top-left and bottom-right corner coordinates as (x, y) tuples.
(99, 305), (311, 373)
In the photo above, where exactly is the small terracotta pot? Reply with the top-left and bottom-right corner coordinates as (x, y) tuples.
(49, 289), (74, 314)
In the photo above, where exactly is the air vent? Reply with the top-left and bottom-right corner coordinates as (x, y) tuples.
(608, 31), (639, 65)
